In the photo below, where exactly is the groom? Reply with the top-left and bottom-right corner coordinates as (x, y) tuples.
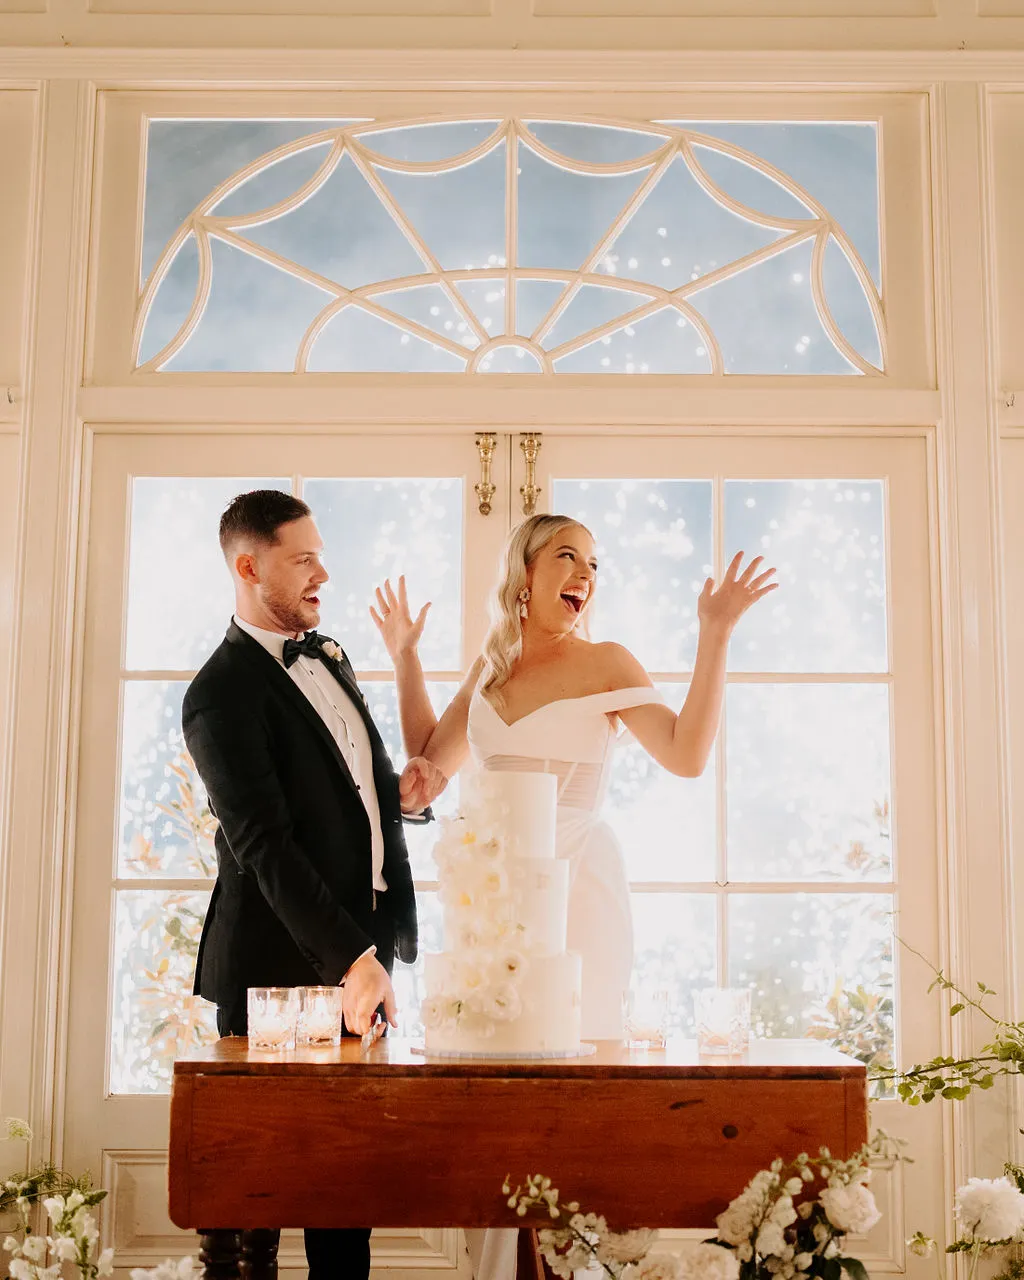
(182, 488), (446, 1280)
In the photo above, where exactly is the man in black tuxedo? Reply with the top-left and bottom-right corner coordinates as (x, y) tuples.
(182, 489), (446, 1280)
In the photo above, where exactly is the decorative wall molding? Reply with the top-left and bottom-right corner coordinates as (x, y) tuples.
(99, 1151), (463, 1274)
(535, 0), (934, 15)
(4, 48), (1024, 86)
(88, 0), (488, 14)
(74, 385), (943, 429)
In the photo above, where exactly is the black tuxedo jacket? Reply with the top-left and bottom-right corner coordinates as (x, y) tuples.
(182, 620), (418, 1009)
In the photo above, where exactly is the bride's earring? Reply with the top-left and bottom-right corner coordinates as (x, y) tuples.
(518, 587), (531, 620)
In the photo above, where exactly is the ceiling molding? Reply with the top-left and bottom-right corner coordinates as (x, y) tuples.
(4, 47), (1024, 86)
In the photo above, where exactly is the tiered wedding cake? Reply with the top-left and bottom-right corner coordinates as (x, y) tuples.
(421, 771), (583, 1057)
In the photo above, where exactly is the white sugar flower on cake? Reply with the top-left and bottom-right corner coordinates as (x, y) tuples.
(427, 777), (531, 1037)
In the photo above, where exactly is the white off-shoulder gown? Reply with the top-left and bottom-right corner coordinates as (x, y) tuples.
(461, 685), (664, 1280)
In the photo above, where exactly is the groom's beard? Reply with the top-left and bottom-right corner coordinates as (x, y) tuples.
(262, 583), (318, 635)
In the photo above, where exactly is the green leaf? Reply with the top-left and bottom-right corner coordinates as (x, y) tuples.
(949, 1003), (965, 1016)
(840, 1258), (870, 1280)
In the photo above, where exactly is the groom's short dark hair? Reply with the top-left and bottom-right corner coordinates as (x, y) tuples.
(219, 489), (311, 555)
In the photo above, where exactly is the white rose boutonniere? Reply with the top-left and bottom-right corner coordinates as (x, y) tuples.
(320, 639), (343, 662)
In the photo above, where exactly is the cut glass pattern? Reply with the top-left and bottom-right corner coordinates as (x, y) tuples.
(138, 119), (883, 375)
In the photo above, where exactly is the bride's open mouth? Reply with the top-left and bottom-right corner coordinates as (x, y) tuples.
(560, 590), (587, 615)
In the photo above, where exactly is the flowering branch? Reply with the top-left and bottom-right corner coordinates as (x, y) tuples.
(872, 941), (1022, 1103)
(505, 1135), (901, 1280)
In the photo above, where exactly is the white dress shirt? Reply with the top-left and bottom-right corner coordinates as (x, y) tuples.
(234, 615), (388, 894)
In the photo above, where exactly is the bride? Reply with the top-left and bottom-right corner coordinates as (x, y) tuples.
(373, 512), (777, 1027)
(372, 513), (776, 1278)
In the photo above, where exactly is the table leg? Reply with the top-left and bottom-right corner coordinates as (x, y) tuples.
(517, 1228), (550, 1280)
(240, 1228), (279, 1279)
(198, 1229), (242, 1279)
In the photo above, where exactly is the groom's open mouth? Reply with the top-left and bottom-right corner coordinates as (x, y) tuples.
(303, 593), (321, 609)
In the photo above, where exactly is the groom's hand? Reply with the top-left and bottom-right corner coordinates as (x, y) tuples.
(399, 756), (448, 813)
(343, 953), (398, 1036)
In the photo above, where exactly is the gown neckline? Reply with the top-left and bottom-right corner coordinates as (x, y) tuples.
(473, 685), (656, 730)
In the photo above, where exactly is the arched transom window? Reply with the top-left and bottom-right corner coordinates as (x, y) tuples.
(138, 117), (883, 376)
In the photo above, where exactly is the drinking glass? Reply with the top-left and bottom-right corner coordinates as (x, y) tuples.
(623, 985), (671, 1050)
(297, 986), (344, 1047)
(247, 987), (299, 1050)
(694, 987), (751, 1056)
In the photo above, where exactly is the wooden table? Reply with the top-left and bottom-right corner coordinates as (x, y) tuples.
(169, 1037), (866, 1275)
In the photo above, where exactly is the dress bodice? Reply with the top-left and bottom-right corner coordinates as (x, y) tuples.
(467, 686), (664, 812)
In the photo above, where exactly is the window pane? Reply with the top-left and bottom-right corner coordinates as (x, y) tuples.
(303, 477), (462, 671)
(362, 680), (460, 879)
(392, 890), (443, 1040)
(139, 119), (882, 375)
(110, 889), (217, 1095)
(119, 681), (215, 880)
(607, 683), (716, 882)
(725, 479), (888, 673)
(125, 476), (289, 670)
(552, 478), (712, 672)
(726, 683), (891, 882)
(142, 120), (353, 283)
(728, 891), (894, 1073)
(631, 893), (717, 1035)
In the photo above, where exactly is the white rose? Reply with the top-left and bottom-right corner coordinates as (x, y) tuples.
(685, 1243), (741, 1280)
(498, 950), (528, 979)
(321, 640), (342, 661)
(9, 1259), (35, 1280)
(486, 984), (523, 1021)
(794, 1253), (814, 1271)
(819, 1184), (881, 1235)
(955, 1177), (1024, 1243)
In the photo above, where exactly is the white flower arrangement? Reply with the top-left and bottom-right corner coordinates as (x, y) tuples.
(320, 639), (343, 662)
(426, 776), (532, 1037)
(507, 1134), (899, 1280)
(2, 1116), (195, 1280)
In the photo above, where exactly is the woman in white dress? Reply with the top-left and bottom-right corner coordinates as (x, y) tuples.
(372, 513), (776, 1034)
(371, 514), (775, 1278)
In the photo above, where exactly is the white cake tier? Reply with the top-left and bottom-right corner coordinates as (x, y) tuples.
(441, 856), (569, 957)
(423, 951), (582, 1057)
(475, 770), (557, 860)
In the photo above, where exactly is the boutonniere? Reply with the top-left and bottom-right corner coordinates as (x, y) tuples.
(321, 639), (344, 663)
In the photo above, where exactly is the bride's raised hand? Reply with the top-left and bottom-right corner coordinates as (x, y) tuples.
(698, 552), (778, 633)
(369, 576), (431, 662)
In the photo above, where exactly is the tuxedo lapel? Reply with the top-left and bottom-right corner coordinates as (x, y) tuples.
(224, 621), (363, 803)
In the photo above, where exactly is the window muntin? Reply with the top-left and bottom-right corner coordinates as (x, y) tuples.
(137, 118), (883, 376)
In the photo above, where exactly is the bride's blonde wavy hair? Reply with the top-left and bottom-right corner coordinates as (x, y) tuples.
(479, 514), (593, 696)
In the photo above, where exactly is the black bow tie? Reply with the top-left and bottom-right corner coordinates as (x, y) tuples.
(282, 631), (325, 669)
